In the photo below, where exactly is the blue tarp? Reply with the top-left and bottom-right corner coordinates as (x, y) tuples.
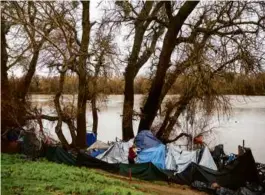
(90, 149), (106, 158)
(86, 133), (97, 147)
(135, 130), (161, 150)
(136, 144), (166, 169)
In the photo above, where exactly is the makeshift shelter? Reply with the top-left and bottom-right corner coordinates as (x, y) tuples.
(45, 146), (263, 193)
(172, 149), (260, 190)
(135, 130), (161, 150)
(136, 144), (166, 169)
(96, 139), (134, 164)
(199, 147), (218, 170)
(86, 140), (109, 157)
(165, 144), (217, 172)
(166, 144), (198, 172)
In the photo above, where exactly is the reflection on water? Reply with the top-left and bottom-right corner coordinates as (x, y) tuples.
(30, 94), (265, 163)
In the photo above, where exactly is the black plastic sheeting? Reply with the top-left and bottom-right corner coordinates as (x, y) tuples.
(173, 149), (260, 190)
(76, 151), (119, 173)
(45, 146), (76, 166)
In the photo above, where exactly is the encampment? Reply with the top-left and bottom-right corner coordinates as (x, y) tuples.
(39, 130), (264, 194)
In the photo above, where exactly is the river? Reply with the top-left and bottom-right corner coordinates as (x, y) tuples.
(30, 94), (265, 163)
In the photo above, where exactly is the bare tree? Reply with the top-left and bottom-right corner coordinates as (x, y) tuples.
(139, 1), (265, 142)
(103, 1), (167, 140)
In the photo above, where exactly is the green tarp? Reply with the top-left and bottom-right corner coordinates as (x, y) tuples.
(119, 163), (170, 181)
(45, 146), (76, 166)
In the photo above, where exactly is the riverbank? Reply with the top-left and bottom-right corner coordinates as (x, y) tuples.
(1, 153), (205, 195)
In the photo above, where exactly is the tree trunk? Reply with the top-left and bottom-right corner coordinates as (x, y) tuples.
(138, 1), (199, 132)
(122, 69), (135, 141)
(121, 1), (163, 140)
(54, 71), (70, 148)
(1, 18), (11, 132)
(76, 1), (91, 149)
(91, 97), (98, 135)
(17, 47), (41, 103)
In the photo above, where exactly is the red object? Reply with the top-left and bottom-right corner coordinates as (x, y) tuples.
(128, 147), (137, 160)
(194, 135), (203, 144)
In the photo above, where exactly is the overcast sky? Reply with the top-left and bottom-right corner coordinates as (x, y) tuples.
(9, 0), (151, 78)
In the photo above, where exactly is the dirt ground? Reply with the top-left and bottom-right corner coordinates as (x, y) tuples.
(97, 169), (207, 195)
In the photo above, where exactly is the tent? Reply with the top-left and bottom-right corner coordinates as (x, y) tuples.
(136, 144), (166, 169)
(199, 147), (217, 170)
(165, 144), (198, 172)
(96, 139), (134, 164)
(135, 130), (161, 150)
(165, 144), (217, 172)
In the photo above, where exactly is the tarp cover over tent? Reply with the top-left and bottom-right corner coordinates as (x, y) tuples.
(136, 144), (166, 169)
(165, 144), (198, 172)
(165, 144), (217, 172)
(199, 147), (218, 170)
(96, 139), (134, 163)
(135, 130), (161, 150)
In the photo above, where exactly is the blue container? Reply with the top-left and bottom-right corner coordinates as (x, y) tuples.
(86, 132), (96, 147)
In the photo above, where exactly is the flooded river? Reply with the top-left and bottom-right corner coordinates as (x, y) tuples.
(30, 95), (265, 163)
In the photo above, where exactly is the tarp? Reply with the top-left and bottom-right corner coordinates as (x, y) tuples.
(172, 149), (260, 190)
(166, 145), (217, 172)
(45, 146), (76, 166)
(136, 144), (166, 169)
(90, 149), (106, 157)
(119, 162), (170, 181)
(77, 152), (170, 181)
(96, 139), (133, 164)
(87, 140), (109, 151)
(165, 144), (198, 172)
(45, 146), (261, 192)
(135, 130), (161, 150)
(76, 152), (119, 173)
(199, 147), (218, 171)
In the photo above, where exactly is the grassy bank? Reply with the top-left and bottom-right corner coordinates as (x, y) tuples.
(1, 154), (144, 195)
(1, 154), (206, 195)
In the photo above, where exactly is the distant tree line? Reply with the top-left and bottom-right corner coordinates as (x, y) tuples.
(9, 72), (265, 95)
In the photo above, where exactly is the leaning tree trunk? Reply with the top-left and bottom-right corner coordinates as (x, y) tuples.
(138, 1), (199, 132)
(76, 1), (91, 149)
(54, 71), (70, 148)
(121, 1), (164, 140)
